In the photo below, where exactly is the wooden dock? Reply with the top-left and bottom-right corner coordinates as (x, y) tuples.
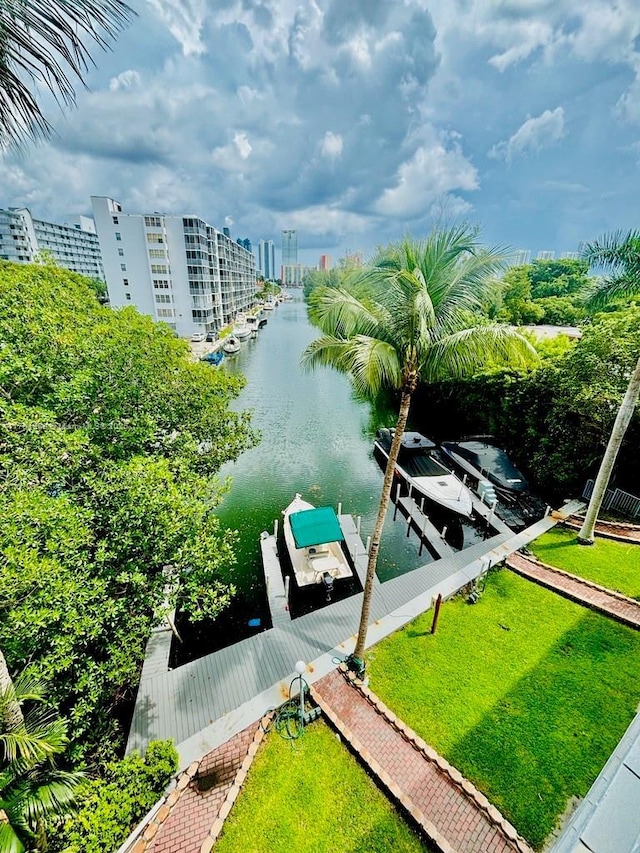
(126, 499), (585, 769)
(259, 531), (291, 626)
(395, 495), (456, 559)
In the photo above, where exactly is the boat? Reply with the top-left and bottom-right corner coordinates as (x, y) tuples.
(246, 314), (260, 333)
(262, 296), (276, 310)
(200, 350), (224, 366)
(374, 428), (473, 517)
(222, 335), (241, 354)
(258, 316), (268, 329)
(233, 315), (252, 340)
(282, 494), (353, 593)
(440, 438), (529, 497)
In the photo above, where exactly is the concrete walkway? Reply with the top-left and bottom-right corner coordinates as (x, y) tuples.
(505, 552), (640, 629)
(312, 667), (533, 853)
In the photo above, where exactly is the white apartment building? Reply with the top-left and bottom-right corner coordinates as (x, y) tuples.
(91, 197), (256, 337)
(0, 207), (104, 279)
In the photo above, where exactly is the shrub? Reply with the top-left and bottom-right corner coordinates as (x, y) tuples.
(57, 740), (179, 853)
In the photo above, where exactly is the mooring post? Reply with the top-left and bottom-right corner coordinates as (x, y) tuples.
(418, 514), (428, 556)
(366, 535), (371, 554)
(545, 505), (551, 517)
(273, 518), (278, 538)
(406, 510), (412, 537)
(337, 501), (342, 517)
(284, 575), (290, 602)
(489, 500), (496, 524)
(420, 496), (425, 513)
(356, 515), (361, 536)
(431, 593), (442, 634)
(441, 525), (448, 540)
(393, 482), (401, 520)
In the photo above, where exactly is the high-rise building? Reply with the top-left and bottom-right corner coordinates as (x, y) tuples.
(560, 252), (579, 260)
(281, 264), (306, 287)
(281, 229), (298, 269)
(258, 239), (276, 280)
(91, 196), (256, 337)
(536, 250), (555, 260)
(319, 254), (332, 270)
(0, 207), (104, 279)
(509, 249), (532, 266)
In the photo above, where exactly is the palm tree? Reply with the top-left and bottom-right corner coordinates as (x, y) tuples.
(577, 230), (640, 545)
(302, 227), (537, 674)
(0, 661), (84, 852)
(0, 0), (134, 148)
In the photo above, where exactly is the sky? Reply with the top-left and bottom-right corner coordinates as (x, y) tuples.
(2, 0), (640, 268)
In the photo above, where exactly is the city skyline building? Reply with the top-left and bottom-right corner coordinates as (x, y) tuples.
(281, 229), (297, 280)
(258, 239), (276, 280)
(91, 196), (256, 337)
(0, 207), (104, 279)
(319, 254), (332, 270)
(281, 263), (306, 287)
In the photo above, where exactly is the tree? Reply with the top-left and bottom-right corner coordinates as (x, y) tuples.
(0, 0), (134, 148)
(577, 230), (640, 544)
(0, 666), (84, 852)
(302, 227), (536, 672)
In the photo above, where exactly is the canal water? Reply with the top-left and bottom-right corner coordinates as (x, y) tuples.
(171, 293), (437, 664)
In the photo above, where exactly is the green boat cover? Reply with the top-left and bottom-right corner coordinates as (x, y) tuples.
(289, 506), (344, 548)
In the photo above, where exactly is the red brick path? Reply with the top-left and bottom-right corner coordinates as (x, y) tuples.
(565, 516), (640, 544)
(506, 551), (640, 629)
(312, 669), (532, 853)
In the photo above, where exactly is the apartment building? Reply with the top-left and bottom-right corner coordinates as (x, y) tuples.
(0, 207), (104, 279)
(258, 239), (276, 280)
(91, 197), (256, 337)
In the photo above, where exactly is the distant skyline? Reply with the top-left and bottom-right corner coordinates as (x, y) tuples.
(2, 2), (639, 264)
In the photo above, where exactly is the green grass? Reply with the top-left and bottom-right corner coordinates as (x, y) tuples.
(529, 526), (640, 599)
(215, 721), (430, 853)
(367, 570), (640, 849)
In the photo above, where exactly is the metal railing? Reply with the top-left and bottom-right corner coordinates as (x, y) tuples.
(582, 480), (640, 519)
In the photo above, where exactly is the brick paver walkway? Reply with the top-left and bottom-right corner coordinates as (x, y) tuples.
(506, 551), (640, 629)
(565, 516), (640, 544)
(312, 669), (532, 853)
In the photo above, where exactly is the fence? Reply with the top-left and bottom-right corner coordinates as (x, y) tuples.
(582, 480), (640, 519)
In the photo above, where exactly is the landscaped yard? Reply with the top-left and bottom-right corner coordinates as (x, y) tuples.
(529, 526), (640, 598)
(215, 721), (431, 853)
(366, 568), (640, 850)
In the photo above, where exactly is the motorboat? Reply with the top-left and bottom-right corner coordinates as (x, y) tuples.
(440, 438), (529, 497)
(246, 314), (260, 333)
(262, 296), (276, 310)
(200, 350), (224, 366)
(258, 316), (268, 329)
(374, 428), (473, 517)
(282, 494), (353, 592)
(233, 315), (252, 340)
(222, 335), (241, 354)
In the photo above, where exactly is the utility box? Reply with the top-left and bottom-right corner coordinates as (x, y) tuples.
(478, 479), (497, 505)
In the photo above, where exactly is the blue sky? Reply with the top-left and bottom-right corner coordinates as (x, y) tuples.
(2, 0), (640, 268)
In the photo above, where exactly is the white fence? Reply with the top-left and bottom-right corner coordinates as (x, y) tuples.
(582, 480), (640, 519)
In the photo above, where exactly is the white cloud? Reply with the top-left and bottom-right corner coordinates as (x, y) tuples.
(320, 131), (343, 160)
(375, 138), (478, 218)
(144, 0), (208, 56)
(108, 70), (141, 91)
(234, 132), (252, 160)
(489, 107), (565, 163)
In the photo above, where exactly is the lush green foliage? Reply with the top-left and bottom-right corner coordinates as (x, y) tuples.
(302, 267), (345, 298)
(530, 527), (640, 598)
(215, 722), (429, 853)
(0, 261), (257, 760)
(412, 304), (640, 498)
(1, 668), (85, 853)
(498, 259), (589, 326)
(368, 569), (640, 849)
(56, 740), (178, 853)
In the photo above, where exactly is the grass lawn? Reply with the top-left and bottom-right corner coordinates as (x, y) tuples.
(367, 569), (640, 850)
(529, 526), (640, 599)
(215, 720), (431, 853)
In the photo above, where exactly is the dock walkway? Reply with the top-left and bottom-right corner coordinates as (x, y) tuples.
(126, 501), (584, 770)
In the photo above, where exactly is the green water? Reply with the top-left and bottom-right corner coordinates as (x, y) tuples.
(214, 294), (429, 612)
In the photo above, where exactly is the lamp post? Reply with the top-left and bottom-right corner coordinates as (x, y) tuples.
(294, 660), (307, 725)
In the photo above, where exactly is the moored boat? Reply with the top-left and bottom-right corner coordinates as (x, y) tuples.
(200, 350), (224, 365)
(440, 438), (528, 496)
(222, 335), (241, 354)
(374, 428), (473, 517)
(282, 494), (353, 593)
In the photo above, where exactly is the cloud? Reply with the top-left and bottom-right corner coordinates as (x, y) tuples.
(320, 131), (343, 160)
(375, 135), (478, 218)
(108, 70), (141, 91)
(488, 107), (565, 163)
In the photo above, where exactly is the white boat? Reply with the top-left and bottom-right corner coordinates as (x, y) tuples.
(246, 314), (260, 333)
(374, 428), (473, 517)
(262, 296), (276, 310)
(233, 315), (252, 339)
(282, 494), (353, 591)
(222, 335), (241, 354)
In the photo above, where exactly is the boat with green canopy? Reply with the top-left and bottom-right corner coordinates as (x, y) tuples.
(282, 494), (353, 591)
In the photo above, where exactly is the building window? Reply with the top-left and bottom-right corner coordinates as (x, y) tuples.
(150, 264), (168, 274)
(118, 248), (124, 256)
(112, 216), (119, 225)
(148, 248), (165, 258)
(153, 279), (170, 289)
(156, 307), (174, 318)
(145, 216), (162, 227)
(123, 278), (129, 286)
(146, 233), (164, 244)
(155, 294), (172, 304)
(120, 263), (127, 271)
(125, 293), (131, 301)
(115, 232), (122, 241)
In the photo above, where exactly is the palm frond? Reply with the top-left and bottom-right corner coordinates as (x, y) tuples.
(0, 0), (135, 148)
(306, 286), (381, 339)
(581, 230), (640, 272)
(422, 325), (537, 382)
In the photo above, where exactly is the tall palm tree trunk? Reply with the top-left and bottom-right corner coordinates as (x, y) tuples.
(351, 391), (412, 667)
(578, 354), (640, 544)
(0, 648), (23, 731)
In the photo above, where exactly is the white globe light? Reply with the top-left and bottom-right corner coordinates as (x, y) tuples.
(294, 660), (306, 674)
